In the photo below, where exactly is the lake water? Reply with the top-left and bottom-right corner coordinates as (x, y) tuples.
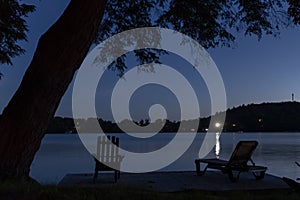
(30, 132), (300, 184)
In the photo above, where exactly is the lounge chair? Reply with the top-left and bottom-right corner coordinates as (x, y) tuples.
(283, 177), (300, 193)
(93, 135), (123, 183)
(296, 161), (300, 181)
(195, 140), (267, 182)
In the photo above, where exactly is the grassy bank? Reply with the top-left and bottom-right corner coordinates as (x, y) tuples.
(0, 180), (299, 200)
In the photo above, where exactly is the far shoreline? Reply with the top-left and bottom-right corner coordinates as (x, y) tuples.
(44, 131), (300, 134)
(45, 102), (300, 133)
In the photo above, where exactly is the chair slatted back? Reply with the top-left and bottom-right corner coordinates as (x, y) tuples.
(96, 135), (120, 166)
(228, 141), (258, 167)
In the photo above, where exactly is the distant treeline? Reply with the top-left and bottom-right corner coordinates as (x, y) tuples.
(45, 101), (300, 133)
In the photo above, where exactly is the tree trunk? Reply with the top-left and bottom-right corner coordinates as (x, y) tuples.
(0, 0), (107, 180)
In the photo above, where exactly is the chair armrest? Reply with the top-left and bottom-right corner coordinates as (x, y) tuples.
(249, 158), (256, 166)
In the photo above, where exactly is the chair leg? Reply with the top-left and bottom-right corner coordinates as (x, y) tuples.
(195, 160), (201, 176)
(93, 170), (98, 184)
(195, 160), (208, 176)
(117, 170), (120, 179)
(115, 170), (118, 183)
(114, 170), (120, 183)
(228, 170), (240, 182)
(253, 171), (266, 180)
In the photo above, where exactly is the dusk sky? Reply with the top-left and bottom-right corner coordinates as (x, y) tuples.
(1, 1), (300, 121)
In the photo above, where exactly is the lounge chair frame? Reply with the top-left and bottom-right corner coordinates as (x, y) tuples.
(195, 141), (267, 182)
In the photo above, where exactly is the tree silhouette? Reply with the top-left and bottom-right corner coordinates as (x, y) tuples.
(0, 0), (299, 181)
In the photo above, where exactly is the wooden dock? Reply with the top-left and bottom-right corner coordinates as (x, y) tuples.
(58, 171), (290, 192)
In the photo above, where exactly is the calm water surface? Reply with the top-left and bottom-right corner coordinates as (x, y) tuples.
(30, 132), (300, 184)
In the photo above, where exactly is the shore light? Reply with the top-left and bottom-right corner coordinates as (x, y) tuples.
(215, 122), (221, 128)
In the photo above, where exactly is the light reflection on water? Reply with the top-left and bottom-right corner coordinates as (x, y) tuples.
(30, 132), (300, 184)
(215, 132), (221, 159)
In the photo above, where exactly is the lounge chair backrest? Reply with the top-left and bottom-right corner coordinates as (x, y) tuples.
(228, 141), (258, 167)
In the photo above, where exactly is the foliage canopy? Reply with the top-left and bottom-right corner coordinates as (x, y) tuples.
(0, 0), (35, 65)
(0, 0), (299, 76)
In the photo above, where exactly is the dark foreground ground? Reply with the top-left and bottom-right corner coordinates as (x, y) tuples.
(0, 182), (299, 200)
(1, 171), (299, 200)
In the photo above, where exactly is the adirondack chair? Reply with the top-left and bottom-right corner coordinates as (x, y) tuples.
(93, 135), (123, 183)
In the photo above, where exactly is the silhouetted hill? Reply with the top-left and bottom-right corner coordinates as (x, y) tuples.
(221, 101), (300, 132)
(44, 101), (300, 133)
